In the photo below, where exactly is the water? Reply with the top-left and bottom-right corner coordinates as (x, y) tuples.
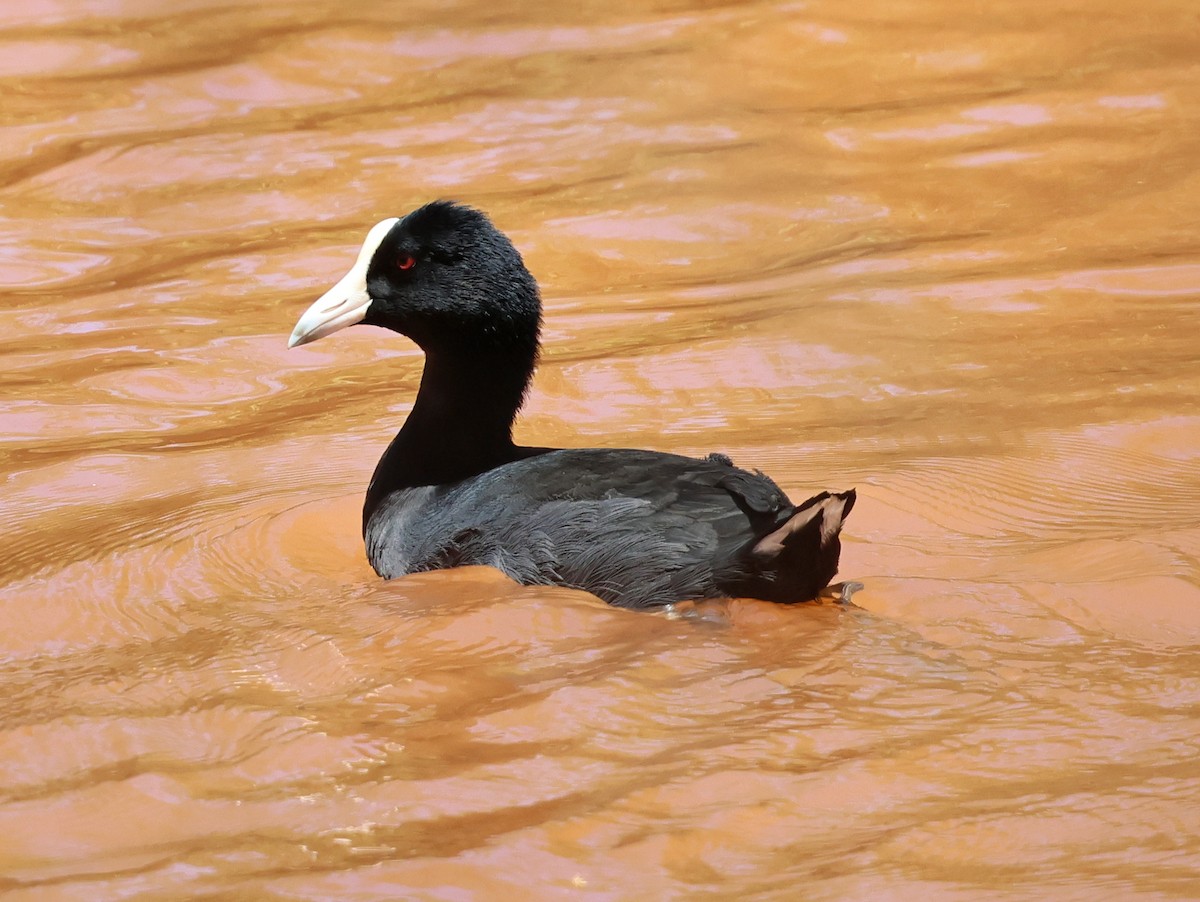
(2, 0), (1199, 898)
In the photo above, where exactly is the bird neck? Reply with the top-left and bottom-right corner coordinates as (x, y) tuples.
(363, 347), (535, 529)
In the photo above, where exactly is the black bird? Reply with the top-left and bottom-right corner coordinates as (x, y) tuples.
(289, 201), (855, 609)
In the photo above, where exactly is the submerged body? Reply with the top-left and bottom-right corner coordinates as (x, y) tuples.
(289, 201), (854, 609)
(367, 448), (853, 609)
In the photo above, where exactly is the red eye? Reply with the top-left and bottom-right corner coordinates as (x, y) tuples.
(397, 254), (416, 271)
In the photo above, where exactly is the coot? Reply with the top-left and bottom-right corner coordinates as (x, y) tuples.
(289, 201), (855, 608)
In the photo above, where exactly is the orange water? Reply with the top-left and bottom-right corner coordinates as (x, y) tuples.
(2, 1), (1199, 898)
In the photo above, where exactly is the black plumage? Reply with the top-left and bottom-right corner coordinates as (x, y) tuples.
(289, 201), (855, 609)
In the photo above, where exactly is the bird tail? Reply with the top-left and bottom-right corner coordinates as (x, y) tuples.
(750, 489), (856, 602)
